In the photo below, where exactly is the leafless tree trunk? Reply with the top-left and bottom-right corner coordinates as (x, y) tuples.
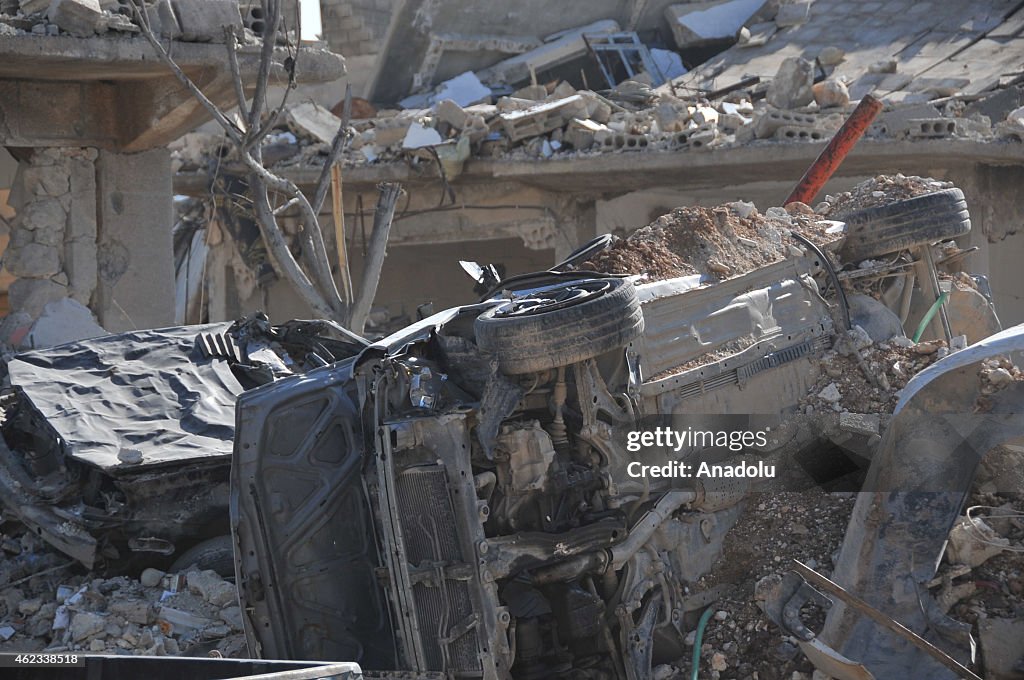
(134, 0), (396, 328)
(349, 183), (402, 334)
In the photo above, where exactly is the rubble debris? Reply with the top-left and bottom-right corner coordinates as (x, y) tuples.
(285, 102), (343, 147)
(812, 79), (850, 109)
(978, 618), (1024, 680)
(47, 0), (103, 38)
(170, 0), (242, 43)
(821, 173), (953, 219)
(475, 20), (620, 88)
(0, 522), (246, 657)
(767, 57), (814, 109)
(947, 515), (1010, 568)
(582, 202), (838, 281)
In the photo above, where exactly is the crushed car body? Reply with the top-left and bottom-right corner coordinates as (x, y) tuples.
(230, 182), (1014, 679)
(0, 316), (367, 570)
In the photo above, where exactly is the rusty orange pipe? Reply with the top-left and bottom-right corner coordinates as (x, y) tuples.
(785, 94), (883, 206)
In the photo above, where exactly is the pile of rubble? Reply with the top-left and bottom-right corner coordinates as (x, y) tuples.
(0, 0), (264, 43)
(800, 331), (945, 415)
(581, 200), (839, 281)
(0, 524), (246, 657)
(820, 173), (954, 219)
(214, 73), (1024, 180)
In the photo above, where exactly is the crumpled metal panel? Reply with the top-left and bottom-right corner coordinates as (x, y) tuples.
(633, 256), (829, 380)
(7, 323), (242, 472)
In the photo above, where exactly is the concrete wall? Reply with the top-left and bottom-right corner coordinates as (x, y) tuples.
(96, 149), (176, 332)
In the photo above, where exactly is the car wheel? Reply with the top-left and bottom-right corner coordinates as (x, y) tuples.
(474, 278), (643, 374)
(837, 188), (970, 263)
(169, 535), (236, 578)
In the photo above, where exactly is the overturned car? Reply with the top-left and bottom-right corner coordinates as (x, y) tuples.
(230, 184), (1018, 679)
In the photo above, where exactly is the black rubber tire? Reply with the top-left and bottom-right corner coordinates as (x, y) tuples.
(475, 278), (643, 374)
(169, 535), (236, 578)
(836, 188), (970, 263)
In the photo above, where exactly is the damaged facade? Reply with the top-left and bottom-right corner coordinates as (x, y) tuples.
(174, 0), (1024, 330)
(0, 1), (1023, 679)
(0, 0), (343, 347)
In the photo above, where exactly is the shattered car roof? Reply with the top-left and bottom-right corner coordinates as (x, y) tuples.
(7, 323), (243, 472)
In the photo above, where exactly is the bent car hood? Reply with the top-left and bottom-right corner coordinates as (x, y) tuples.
(7, 323), (243, 472)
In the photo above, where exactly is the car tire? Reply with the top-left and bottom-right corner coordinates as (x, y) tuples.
(474, 278), (643, 374)
(169, 535), (236, 578)
(837, 188), (970, 263)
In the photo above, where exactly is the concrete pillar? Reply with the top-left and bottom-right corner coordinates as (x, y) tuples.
(95, 148), (175, 331)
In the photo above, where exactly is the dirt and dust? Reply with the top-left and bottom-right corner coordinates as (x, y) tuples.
(582, 203), (840, 282)
(672, 490), (858, 680)
(0, 523), (246, 658)
(822, 174), (954, 219)
(801, 333), (946, 414)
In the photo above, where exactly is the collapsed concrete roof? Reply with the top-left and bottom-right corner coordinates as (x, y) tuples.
(674, 0), (1023, 103)
(0, 0), (346, 151)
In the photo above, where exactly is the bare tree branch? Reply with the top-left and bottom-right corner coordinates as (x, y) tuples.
(312, 84), (353, 214)
(349, 183), (403, 334)
(224, 25), (249, 116)
(133, 5), (243, 144)
(247, 0), (280, 131)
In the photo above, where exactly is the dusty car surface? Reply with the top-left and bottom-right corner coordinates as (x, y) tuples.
(0, 315), (367, 572)
(231, 185), (1007, 678)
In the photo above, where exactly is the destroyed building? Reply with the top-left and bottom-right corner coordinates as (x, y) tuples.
(0, 0), (344, 348)
(0, 1), (1023, 679)
(173, 0), (1024, 332)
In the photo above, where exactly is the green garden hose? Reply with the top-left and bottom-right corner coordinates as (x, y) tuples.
(691, 606), (715, 680)
(912, 291), (950, 343)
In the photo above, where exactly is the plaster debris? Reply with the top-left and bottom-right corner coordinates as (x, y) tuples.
(767, 57), (815, 109)
(947, 516), (1010, 568)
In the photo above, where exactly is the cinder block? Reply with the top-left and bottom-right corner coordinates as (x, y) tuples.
(170, 0), (243, 43)
(907, 118), (959, 139)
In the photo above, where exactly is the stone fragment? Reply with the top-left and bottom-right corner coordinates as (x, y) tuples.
(20, 0), (49, 13)
(170, 0), (242, 43)
(868, 59), (898, 74)
(711, 652), (728, 671)
(89, 638), (106, 652)
(692, 105), (719, 125)
(140, 568), (165, 588)
(23, 164), (69, 197)
(18, 598), (43, 616)
(947, 516), (1008, 567)
(187, 570), (237, 607)
(108, 599), (151, 625)
(20, 197), (66, 232)
(5, 242), (61, 278)
(47, 0), (103, 37)
(434, 99), (468, 129)
(817, 46), (844, 66)
(70, 611), (105, 642)
(285, 103), (342, 146)
(219, 605), (243, 629)
(767, 57), (814, 109)
(818, 383), (841, 403)
(813, 80), (849, 108)
(978, 618), (1024, 680)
